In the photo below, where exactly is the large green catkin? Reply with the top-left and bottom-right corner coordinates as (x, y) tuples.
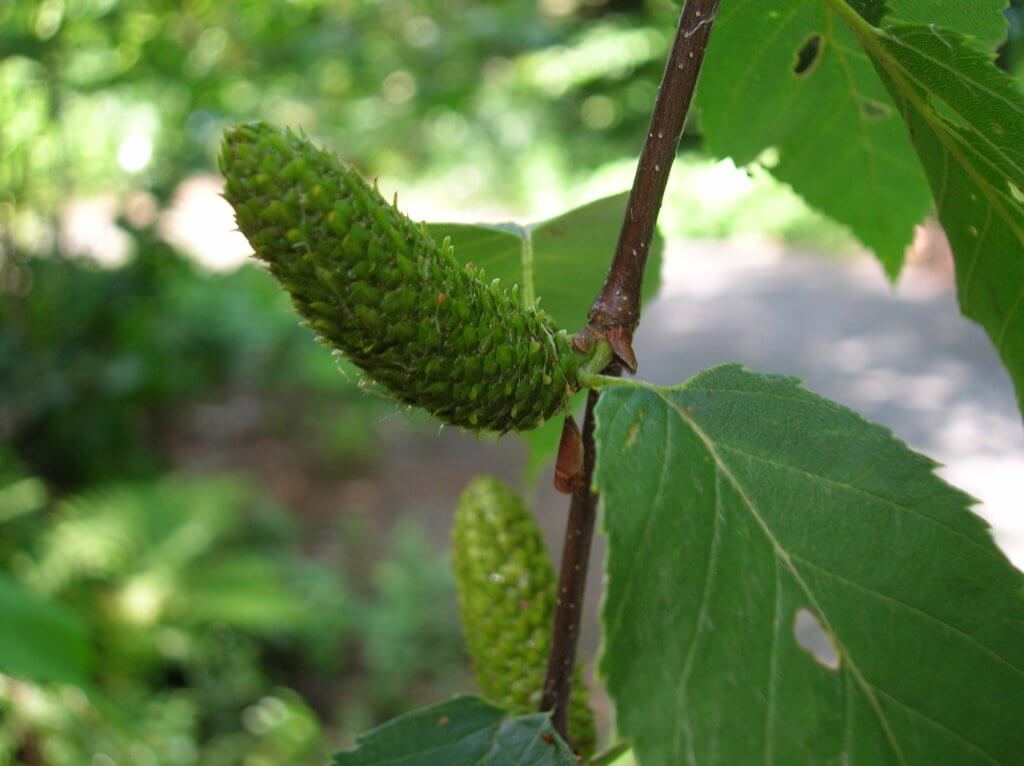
(219, 122), (580, 432)
(452, 476), (596, 756)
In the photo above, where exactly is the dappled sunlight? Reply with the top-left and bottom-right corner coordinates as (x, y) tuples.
(159, 175), (252, 272)
(941, 456), (1024, 567)
(60, 196), (133, 267)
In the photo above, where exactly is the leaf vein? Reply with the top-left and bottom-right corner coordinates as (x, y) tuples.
(672, 465), (725, 765)
(722, 3), (806, 125)
(790, 552), (1024, 678)
(962, 204), (995, 315)
(607, 401), (673, 638)
(867, 684), (1002, 765)
(764, 557), (782, 766)
(713, 443), (996, 560)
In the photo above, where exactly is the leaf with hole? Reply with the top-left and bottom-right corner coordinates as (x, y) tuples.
(331, 695), (578, 765)
(594, 365), (1024, 765)
(699, 0), (932, 277)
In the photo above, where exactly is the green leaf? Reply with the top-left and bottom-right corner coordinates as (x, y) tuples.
(827, 6), (1024, 414)
(700, 0), (932, 276)
(593, 365), (1024, 765)
(884, 0), (1009, 51)
(332, 695), (578, 765)
(428, 192), (663, 332)
(0, 572), (93, 685)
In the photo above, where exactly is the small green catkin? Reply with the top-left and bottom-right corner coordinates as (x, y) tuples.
(452, 476), (596, 756)
(219, 122), (581, 432)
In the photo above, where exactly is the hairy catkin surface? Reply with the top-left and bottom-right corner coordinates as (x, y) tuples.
(220, 122), (580, 432)
(452, 476), (596, 756)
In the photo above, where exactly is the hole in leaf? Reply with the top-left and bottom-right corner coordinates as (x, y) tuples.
(861, 99), (892, 121)
(793, 608), (840, 670)
(793, 35), (824, 77)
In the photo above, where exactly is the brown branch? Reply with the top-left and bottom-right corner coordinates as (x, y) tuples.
(541, 389), (600, 739)
(590, 0), (722, 339)
(540, 0), (722, 751)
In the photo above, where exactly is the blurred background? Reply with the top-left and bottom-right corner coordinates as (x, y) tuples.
(1, 1), (1023, 763)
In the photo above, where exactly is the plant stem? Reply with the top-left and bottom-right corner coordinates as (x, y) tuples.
(589, 0), (722, 334)
(578, 371), (658, 392)
(541, 389), (600, 738)
(540, 0), (722, 750)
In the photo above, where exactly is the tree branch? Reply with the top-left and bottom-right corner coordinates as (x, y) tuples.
(540, 0), (722, 750)
(541, 389), (600, 737)
(590, 0), (722, 341)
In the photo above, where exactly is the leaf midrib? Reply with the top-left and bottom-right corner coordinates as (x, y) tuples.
(670, 467), (724, 765)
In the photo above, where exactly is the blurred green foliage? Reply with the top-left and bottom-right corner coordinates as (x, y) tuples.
(0, 0), (684, 240)
(0, 452), (464, 763)
(0, 453), (338, 763)
(0, 226), (395, 486)
(359, 522), (465, 709)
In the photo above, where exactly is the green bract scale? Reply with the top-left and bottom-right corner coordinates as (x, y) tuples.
(220, 122), (581, 432)
(452, 476), (596, 756)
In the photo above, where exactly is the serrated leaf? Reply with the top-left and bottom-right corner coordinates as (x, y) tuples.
(594, 365), (1024, 765)
(828, 8), (1024, 415)
(332, 695), (577, 766)
(885, 0), (1009, 51)
(0, 572), (93, 685)
(700, 0), (932, 276)
(428, 192), (663, 331)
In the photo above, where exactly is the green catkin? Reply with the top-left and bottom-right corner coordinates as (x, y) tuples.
(220, 122), (580, 432)
(452, 476), (597, 756)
